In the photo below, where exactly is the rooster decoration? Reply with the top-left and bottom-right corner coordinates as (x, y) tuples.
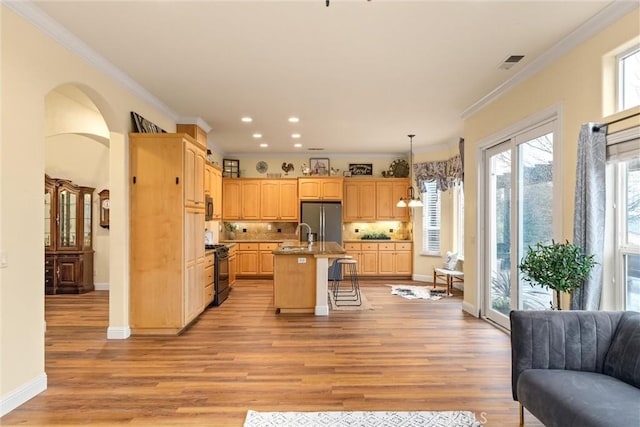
(281, 162), (294, 175)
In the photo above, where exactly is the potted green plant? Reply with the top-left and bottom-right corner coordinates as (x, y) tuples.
(518, 240), (596, 310)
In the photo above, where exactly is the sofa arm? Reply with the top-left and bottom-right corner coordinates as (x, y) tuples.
(510, 310), (624, 401)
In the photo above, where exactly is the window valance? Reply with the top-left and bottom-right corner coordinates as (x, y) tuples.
(414, 155), (463, 192)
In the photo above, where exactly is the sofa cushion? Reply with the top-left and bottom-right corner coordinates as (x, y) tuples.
(517, 369), (640, 427)
(603, 311), (640, 388)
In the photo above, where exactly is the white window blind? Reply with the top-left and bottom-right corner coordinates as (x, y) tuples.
(422, 181), (441, 255)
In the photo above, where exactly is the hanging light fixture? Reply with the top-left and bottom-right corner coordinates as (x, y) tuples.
(397, 134), (423, 208)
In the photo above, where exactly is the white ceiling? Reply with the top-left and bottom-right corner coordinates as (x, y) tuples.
(27, 0), (629, 155)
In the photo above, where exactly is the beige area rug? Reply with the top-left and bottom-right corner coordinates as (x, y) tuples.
(328, 289), (373, 311)
(244, 410), (482, 427)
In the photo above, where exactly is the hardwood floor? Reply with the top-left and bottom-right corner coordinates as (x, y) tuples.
(1, 279), (542, 426)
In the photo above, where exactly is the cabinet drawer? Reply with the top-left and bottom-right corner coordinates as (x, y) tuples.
(378, 242), (395, 251)
(205, 265), (214, 284)
(361, 243), (378, 251)
(238, 243), (259, 251)
(395, 242), (412, 251)
(204, 254), (214, 268)
(344, 243), (361, 251)
(259, 243), (279, 250)
(205, 284), (214, 304)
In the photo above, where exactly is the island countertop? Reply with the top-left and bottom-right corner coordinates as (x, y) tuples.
(272, 241), (346, 257)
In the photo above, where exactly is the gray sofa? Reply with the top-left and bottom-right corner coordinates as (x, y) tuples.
(510, 310), (640, 427)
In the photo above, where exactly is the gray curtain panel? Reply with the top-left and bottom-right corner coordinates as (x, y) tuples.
(570, 123), (607, 310)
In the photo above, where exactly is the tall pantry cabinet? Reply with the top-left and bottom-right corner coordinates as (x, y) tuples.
(129, 133), (206, 335)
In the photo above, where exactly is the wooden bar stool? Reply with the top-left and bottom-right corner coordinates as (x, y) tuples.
(332, 258), (361, 306)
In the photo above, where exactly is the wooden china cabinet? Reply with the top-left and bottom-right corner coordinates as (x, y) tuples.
(44, 175), (95, 294)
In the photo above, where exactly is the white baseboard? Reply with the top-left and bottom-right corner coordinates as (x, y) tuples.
(0, 373), (47, 417)
(94, 282), (109, 291)
(412, 274), (430, 283)
(107, 326), (131, 340)
(462, 301), (479, 318)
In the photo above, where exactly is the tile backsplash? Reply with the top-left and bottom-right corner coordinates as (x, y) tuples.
(220, 221), (412, 241)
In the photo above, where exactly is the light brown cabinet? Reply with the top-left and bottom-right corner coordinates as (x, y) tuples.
(211, 166), (222, 220)
(342, 178), (409, 222)
(44, 175), (95, 294)
(237, 243), (259, 275)
(260, 180), (298, 221)
(222, 179), (241, 219)
(222, 179), (260, 220)
(343, 180), (376, 222)
(236, 242), (278, 277)
(204, 252), (215, 305)
(343, 242), (378, 276)
(224, 178), (297, 221)
(378, 242), (413, 276)
(185, 140), (206, 208)
(273, 254), (316, 313)
(241, 180), (261, 220)
(375, 179), (410, 221)
(258, 243), (278, 275)
(228, 245), (237, 287)
(129, 133), (207, 335)
(298, 177), (343, 200)
(344, 241), (412, 277)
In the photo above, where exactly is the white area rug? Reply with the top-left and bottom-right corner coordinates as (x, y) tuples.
(244, 410), (481, 427)
(388, 285), (443, 300)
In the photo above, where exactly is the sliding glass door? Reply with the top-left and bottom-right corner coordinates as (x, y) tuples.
(483, 121), (558, 329)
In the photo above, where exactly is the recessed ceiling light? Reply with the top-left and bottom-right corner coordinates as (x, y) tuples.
(294, 143), (302, 148)
(253, 133), (262, 138)
(288, 117), (300, 123)
(241, 117), (253, 123)
(291, 133), (301, 139)
(259, 143), (268, 148)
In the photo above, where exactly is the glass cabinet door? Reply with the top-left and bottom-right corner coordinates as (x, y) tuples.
(44, 189), (52, 248)
(59, 189), (77, 248)
(83, 192), (92, 248)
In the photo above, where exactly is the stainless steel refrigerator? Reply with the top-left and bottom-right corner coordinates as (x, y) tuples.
(300, 201), (343, 280)
(300, 201), (343, 244)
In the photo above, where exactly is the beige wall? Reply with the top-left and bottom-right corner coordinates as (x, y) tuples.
(462, 9), (640, 315)
(221, 155), (405, 179)
(1, 6), (176, 413)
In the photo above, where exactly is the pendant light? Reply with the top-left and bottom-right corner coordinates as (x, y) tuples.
(397, 134), (423, 208)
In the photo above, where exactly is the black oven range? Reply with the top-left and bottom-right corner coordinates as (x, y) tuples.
(205, 244), (229, 306)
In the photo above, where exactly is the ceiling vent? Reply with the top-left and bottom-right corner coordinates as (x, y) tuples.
(499, 55), (525, 70)
(308, 147), (325, 151)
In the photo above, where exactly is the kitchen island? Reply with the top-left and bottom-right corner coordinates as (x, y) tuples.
(272, 241), (346, 315)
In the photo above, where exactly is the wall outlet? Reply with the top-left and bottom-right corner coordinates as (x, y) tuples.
(267, 224), (272, 231)
(242, 228), (247, 233)
(355, 229), (359, 233)
(277, 228), (282, 233)
(297, 257), (307, 264)
(0, 252), (7, 268)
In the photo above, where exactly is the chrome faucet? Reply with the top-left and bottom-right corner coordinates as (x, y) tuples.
(295, 222), (313, 244)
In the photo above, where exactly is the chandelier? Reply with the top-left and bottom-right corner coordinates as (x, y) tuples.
(397, 134), (423, 208)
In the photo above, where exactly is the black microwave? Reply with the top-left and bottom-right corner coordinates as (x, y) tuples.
(205, 195), (214, 221)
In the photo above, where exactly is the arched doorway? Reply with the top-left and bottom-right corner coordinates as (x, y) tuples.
(44, 83), (128, 339)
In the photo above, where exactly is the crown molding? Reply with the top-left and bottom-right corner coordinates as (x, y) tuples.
(461, 1), (639, 119)
(4, 0), (179, 122)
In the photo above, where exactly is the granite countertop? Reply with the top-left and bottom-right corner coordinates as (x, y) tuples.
(272, 241), (346, 257)
(220, 239), (291, 243)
